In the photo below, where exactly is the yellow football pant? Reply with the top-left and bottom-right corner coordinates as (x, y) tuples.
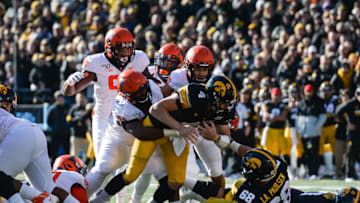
(284, 127), (304, 158)
(262, 128), (287, 156)
(124, 136), (189, 184)
(319, 125), (336, 155)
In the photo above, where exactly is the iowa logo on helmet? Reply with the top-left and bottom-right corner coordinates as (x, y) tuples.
(246, 157), (262, 170)
(0, 85), (8, 95)
(213, 81), (231, 97)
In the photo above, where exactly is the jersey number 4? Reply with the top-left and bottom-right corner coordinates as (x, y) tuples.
(108, 75), (118, 90)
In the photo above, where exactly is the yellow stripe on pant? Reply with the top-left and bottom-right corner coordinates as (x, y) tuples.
(319, 125), (336, 155)
(124, 136), (189, 184)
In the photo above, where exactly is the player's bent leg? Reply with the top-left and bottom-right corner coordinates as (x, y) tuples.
(194, 137), (224, 187)
(0, 123), (35, 177)
(91, 117), (108, 158)
(86, 133), (132, 196)
(23, 127), (55, 193)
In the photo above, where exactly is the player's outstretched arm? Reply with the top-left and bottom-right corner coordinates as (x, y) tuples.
(63, 72), (96, 96)
(199, 121), (251, 156)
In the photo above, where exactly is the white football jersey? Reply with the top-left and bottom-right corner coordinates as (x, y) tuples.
(109, 79), (163, 129)
(82, 50), (150, 118)
(147, 65), (166, 87)
(167, 68), (189, 91)
(52, 170), (88, 192)
(0, 108), (23, 142)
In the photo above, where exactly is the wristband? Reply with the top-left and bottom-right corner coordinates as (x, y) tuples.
(215, 134), (231, 148)
(229, 141), (241, 153)
(163, 129), (179, 138)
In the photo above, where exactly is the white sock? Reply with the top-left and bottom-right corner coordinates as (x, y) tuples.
(64, 194), (80, 203)
(324, 151), (334, 174)
(169, 201), (181, 203)
(131, 173), (151, 203)
(91, 190), (111, 203)
(19, 183), (42, 200)
(8, 194), (25, 203)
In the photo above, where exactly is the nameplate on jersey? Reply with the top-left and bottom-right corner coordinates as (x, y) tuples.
(260, 173), (287, 203)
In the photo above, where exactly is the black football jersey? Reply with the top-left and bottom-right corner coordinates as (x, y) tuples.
(262, 101), (287, 129)
(323, 96), (338, 126)
(231, 157), (290, 203)
(149, 83), (233, 128)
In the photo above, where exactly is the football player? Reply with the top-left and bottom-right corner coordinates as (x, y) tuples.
(261, 87), (289, 159)
(159, 45), (227, 191)
(52, 155), (88, 203)
(90, 69), (193, 203)
(319, 81), (337, 177)
(0, 85), (79, 203)
(63, 27), (150, 158)
(196, 133), (357, 203)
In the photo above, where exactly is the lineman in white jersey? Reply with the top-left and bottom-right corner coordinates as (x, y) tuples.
(52, 155), (89, 203)
(161, 45), (227, 191)
(63, 27), (149, 158)
(0, 85), (79, 203)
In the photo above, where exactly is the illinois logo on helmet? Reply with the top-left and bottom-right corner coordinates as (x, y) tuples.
(155, 43), (184, 82)
(53, 155), (87, 176)
(185, 45), (214, 83)
(105, 27), (135, 69)
(0, 84), (17, 110)
(117, 69), (150, 104)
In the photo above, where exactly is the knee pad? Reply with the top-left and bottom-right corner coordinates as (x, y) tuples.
(0, 171), (17, 199)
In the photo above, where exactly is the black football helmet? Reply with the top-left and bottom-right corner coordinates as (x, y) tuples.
(207, 75), (237, 115)
(0, 85), (17, 110)
(240, 148), (277, 182)
(336, 187), (360, 203)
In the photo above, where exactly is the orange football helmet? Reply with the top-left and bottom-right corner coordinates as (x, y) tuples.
(53, 155), (87, 176)
(185, 45), (214, 83)
(154, 43), (184, 82)
(117, 69), (150, 103)
(105, 27), (135, 69)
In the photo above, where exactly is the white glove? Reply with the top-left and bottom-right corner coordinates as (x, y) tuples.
(66, 72), (85, 86)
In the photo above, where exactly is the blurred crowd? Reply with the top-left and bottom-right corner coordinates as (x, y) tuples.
(1, 0), (360, 179)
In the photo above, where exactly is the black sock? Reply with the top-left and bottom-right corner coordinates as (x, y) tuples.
(0, 171), (17, 199)
(104, 172), (129, 195)
(153, 179), (175, 202)
(192, 180), (220, 199)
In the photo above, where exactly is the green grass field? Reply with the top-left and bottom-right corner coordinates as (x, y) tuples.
(113, 177), (360, 202)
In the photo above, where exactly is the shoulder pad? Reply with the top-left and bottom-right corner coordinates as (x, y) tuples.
(176, 84), (208, 110)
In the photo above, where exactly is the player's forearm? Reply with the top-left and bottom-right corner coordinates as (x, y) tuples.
(63, 82), (76, 96)
(149, 104), (182, 130)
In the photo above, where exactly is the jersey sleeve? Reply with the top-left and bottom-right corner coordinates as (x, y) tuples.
(82, 55), (97, 73)
(131, 50), (150, 73)
(112, 98), (145, 124)
(168, 70), (187, 90)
